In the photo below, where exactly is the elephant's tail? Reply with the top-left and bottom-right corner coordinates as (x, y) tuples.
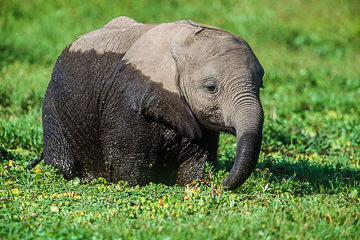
(25, 152), (44, 170)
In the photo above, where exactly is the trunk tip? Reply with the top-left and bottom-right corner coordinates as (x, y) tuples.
(222, 131), (262, 190)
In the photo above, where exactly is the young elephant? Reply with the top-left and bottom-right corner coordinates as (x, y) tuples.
(42, 16), (264, 190)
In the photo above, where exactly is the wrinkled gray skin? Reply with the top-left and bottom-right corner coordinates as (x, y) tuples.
(43, 16), (264, 189)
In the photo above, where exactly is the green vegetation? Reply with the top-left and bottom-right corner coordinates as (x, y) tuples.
(1, 0), (359, 239)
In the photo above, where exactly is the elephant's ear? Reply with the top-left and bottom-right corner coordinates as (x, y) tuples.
(121, 23), (203, 139)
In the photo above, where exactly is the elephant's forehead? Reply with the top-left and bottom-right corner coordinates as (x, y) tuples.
(188, 35), (256, 64)
(208, 36), (262, 79)
(196, 63), (260, 85)
(188, 47), (263, 79)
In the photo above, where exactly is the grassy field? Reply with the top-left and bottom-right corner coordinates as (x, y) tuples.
(1, 0), (359, 239)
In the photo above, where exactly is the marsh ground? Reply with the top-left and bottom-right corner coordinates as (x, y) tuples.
(1, 0), (359, 239)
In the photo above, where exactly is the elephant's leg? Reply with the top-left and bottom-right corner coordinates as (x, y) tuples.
(105, 152), (154, 186)
(176, 130), (219, 185)
(43, 122), (78, 179)
(42, 88), (78, 179)
(102, 128), (160, 185)
(100, 97), (162, 186)
(176, 154), (207, 186)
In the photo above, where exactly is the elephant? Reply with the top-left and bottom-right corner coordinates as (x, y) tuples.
(40, 16), (264, 190)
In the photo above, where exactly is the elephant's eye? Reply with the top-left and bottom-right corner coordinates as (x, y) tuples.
(204, 78), (218, 94)
(206, 85), (217, 92)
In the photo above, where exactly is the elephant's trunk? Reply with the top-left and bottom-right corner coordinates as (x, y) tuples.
(222, 130), (262, 189)
(222, 95), (264, 189)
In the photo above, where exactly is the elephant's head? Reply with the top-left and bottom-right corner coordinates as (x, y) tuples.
(122, 20), (264, 189)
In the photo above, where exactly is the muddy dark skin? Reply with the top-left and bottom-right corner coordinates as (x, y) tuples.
(42, 49), (219, 186)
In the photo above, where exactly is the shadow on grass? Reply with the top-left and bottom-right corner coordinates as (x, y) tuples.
(219, 155), (360, 194)
(0, 146), (13, 161)
(260, 157), (359, 191)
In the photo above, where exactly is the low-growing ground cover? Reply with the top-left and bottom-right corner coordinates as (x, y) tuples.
(1, 0), (359, 239)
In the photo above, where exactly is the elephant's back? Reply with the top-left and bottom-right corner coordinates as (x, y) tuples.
(68, 17), (156, 55)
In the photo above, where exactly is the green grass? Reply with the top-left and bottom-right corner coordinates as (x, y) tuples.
(1, 0), (359, 239)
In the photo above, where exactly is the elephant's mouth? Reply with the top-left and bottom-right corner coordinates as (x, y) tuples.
(206, 122), (235, 134)
(195, 110), (236, 135)
(200, 121), (236, 135)
(220, 125), (236, 135)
